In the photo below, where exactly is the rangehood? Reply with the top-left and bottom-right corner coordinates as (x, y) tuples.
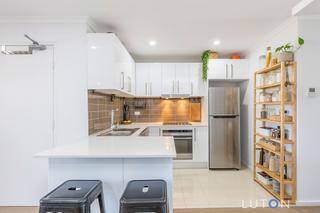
(161, 93), (191, 99)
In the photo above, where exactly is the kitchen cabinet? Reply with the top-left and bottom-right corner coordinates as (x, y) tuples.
(135, 63), (162, 97)
(175, 64), (190, 95)
(193, 126), (208, 163)
(189, 63), (205, 97)
(208, 59), (249, 80)
(88, 33), (135, 97)
(161, 63), (176, 95)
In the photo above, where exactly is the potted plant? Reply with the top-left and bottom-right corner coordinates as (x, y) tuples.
(275, 37), (305, 62)
(201, 50), (211, 81)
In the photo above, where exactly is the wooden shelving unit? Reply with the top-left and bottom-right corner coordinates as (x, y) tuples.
(253, 62), (297, 204)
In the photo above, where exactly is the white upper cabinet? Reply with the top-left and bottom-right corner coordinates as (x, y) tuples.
(175, 64), (190, 95)
(189, 63), (205, 97)
(135, 63), (162, 97)
(88, 33), (135, 97)
(136, 63), (205, 97)
(208, 59), (249, 80)
(161, 63), (176, 95)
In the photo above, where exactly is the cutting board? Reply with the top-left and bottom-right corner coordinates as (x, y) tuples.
(190, 103), (201, 122)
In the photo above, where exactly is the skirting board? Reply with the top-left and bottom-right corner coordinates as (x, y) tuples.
(296, 201), (320, 206)
(173, 161), (208, 169)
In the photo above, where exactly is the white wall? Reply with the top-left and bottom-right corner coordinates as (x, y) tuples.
(0, 17), (90, 205)
(296, 16), (320, 205)
(0, 18), (89, 146)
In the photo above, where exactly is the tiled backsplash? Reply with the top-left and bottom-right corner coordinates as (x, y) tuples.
(88, 91), (201, 134)
(88, 92), (124, 135)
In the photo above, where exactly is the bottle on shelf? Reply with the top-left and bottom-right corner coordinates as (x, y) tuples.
(265, 47), (272, 68)
(259, 148), (265, 165)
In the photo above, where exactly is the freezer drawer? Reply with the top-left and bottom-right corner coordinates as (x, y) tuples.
(208, 87), (240, 115)
(209, 116), (240, 169)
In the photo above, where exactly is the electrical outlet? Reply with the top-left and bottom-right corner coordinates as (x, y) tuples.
(134, 111), (141, 116)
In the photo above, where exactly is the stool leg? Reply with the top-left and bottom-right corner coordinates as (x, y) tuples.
(98, 192), (106, 213)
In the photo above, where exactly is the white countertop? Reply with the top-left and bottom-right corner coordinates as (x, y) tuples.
(35, 136), (176, 158)
(35, 122), (207, 159)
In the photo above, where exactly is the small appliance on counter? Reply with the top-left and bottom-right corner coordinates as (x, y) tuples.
(121, 103), (132, 125)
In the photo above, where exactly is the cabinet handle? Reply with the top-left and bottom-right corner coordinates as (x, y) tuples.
(226, 64), (228, 79)
(145, 83), (148, 96)
(194, 128), (197, 142)
(178, 80), (180, 94)
(121, 72), (125, 90)
(150, 82), (152, 96)
(172, 80), (174, 94)
(231, 64), (234, 79)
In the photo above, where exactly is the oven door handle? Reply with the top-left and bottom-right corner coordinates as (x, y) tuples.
(173, 137), (193, 140)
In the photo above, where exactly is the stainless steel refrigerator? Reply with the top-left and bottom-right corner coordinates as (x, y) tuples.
(208, 87), (241, 170)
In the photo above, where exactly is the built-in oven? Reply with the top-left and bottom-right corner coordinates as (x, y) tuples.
(162, 129), (193, 160)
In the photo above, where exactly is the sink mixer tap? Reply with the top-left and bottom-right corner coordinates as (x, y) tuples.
(111, 108), (119, 130)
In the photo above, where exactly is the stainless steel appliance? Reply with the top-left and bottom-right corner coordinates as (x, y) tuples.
(209, 87), (241, 169)
(162, 129), (193, 160)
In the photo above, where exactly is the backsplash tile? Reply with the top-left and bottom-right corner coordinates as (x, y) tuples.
(88, 91), (124, 135)
(88, 91), (201, 135)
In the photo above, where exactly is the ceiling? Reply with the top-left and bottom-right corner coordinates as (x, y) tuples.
(0, 0), (301, 61)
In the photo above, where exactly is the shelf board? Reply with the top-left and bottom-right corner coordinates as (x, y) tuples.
(256, 63), (281, 74)
(256, 82), (281, 90)
(255, 133), (294, 144)
(256, 118), (294, 124)
(255, 101), (292, 105)
(254, 178), (292, 200)
(256, 164), (293, 184)
(255, 142), (280, 155)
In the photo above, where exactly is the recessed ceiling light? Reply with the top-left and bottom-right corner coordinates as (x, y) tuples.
(213, 40), (221, 46)
(149, 40), (157, 46)
(90, 46), (97, 49)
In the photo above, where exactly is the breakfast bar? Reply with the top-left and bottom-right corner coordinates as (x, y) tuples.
(35, 136), (176, 213)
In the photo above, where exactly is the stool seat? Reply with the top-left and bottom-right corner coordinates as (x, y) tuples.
(120, 180), (168, 213)
(39, 180), (105, 213)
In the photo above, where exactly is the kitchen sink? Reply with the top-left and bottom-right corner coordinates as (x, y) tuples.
(98, 128), (140, 136)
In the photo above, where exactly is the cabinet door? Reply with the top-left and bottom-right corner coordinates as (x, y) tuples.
(189, 63), (203, 96)
(149, 63), (162, 97)
(193, 127), (208, 162)
(208, 59), (229, 79)
(175, 63), (190, 95)
(161, 63), (175, 95)
(88, 34), (116, 89)
(135, 63), (149, 96)
(230, 59), (249, 79)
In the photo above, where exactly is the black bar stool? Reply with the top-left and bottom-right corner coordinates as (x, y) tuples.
(39, 180), (105, 213)
(119, 180), (168, 213)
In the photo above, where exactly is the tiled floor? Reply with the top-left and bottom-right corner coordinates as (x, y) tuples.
(173, 168), (274, 209)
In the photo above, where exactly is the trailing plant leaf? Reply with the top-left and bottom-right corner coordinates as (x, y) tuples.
(298, 37), (305, 46)
(201, 50), (211, 81)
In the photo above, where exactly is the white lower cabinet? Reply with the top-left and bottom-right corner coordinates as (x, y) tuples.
(193, 126), (208, 163)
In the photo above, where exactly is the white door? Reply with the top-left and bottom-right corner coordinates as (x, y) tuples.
(161, 63), (175, 95)
(136, 63), (149, 96)
(208, 59), (229, 79)
(0, 46), (54, 205)
(175, 63), (190, 95)
(149, 63), (162, 97)
(230, 59), (249, 79)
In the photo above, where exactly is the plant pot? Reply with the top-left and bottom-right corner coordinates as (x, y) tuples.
(277, 51), (294, 62)
(209, 51), (219, 59)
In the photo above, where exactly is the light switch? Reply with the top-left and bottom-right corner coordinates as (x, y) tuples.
(306, 87), (319, 97)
